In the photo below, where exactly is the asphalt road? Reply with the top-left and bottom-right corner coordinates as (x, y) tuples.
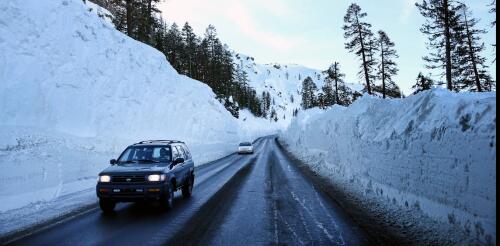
(6, 136), (371, 246)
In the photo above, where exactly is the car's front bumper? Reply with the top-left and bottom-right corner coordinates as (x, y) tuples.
(96, 183), (168, 202)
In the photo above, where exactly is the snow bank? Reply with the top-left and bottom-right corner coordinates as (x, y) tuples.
(280, 89), (496, 243)
(0, 0), (272, 212)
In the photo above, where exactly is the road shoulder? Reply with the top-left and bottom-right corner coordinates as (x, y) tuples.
(275, 138), (475, 245)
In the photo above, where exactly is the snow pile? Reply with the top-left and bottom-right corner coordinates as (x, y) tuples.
(234, 53), (363, 128)
(280, 89), (496, 243)
(0, 0), (272, 212)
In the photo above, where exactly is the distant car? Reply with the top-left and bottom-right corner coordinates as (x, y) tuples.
(238, 142), (254, 154)
(96, 140), (195, 213)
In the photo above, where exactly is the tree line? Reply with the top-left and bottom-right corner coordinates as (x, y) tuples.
(340, 1), (495, 97)
(90, 0), (267, 118)
(415, 0), (496, 93)
(301, 1), (495, 111)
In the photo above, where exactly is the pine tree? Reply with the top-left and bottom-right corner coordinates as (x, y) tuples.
(454, 4), (495, 92)
(490, 1), (497, 61)
(343, 3), (376, 94)
(416, 0), (462, 91)
(321, 80), (334, 107)
(324, 62), (353, 106)
(376, 30), (400, 98)
(165, 23), (184, 72)
(412, 72), (435, 95)
(181, 22), (199, 77)
(153, 17), (167, 53)
(490, 1), (497, 27)
(317, 93), (326, 109)
(324, 62), (342, 105)
(301, 77), (318, 109)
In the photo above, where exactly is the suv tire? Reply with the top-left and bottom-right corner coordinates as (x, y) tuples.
(161, 185), (174, 210)
(99, 199), (116, 213)
(182, 175), (194, 199)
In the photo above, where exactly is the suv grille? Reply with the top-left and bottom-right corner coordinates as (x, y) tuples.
(111, 175), (146, 183)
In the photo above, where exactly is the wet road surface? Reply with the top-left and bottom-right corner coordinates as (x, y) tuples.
(6, 137), (371, 246)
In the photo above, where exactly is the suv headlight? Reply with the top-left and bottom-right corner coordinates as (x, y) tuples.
(99, 175), (111, 183)
(147, 174), (166, 182)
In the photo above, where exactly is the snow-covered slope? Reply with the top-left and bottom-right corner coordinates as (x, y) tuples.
(280, 89), (496, 243)
(0, 0), (271, 211)
(234, 54), (363, 128)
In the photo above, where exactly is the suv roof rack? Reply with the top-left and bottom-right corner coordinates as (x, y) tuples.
(134, 140), (185, 145)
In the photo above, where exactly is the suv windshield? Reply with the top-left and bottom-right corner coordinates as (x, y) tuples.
(239, 142), (252, 146)
(118, 146), (172, 164)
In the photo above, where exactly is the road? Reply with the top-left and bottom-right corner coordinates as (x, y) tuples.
(6, 136), (371, 246)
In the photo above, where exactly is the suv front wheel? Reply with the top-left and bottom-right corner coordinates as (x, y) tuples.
(161, 185), (174, 210)
(99, 199), (116, 213)
(182, 175), (194, 198)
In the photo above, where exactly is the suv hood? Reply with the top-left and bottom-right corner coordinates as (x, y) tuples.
(100, 164), (168, 174)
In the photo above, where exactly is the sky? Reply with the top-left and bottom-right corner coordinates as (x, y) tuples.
(158, 0), (497, 95)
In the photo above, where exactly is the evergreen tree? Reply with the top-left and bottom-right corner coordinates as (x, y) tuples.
(153, 17), (167, 53)
(454, 4), (496, 92)
(490, 1), (496, 61)
(317, 93), (326, 109)
(324, 62), (342, 105)
(343, 3), (376, 94)
(324, 62), (353, 106)
(261, 91), (272, 118)
(181, 22), (199, 77)
(301, 77), (318, 109)
(376, 30), (400, 98)
(88, 0), (278, 119)
(412, 72), (435, 95)
(416, 0), (462, 91)
(411, 72), (436, 95)
(490, 1), (497, 27)
(321, 80), (334, 107)
(165, 23), (184, 72)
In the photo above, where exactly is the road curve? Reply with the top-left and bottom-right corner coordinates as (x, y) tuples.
(5, 136), (371, 246)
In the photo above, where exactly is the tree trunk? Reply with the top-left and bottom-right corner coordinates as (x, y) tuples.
(444, 0), (453, 91)
(463, 10), (483, 92)
(355, 14), (372, 94)
(380, 40), (386, 98)
(146, 0), (152, 43)
(126, 0), (134, 37)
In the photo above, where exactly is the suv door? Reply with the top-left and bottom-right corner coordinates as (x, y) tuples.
(171, 145), (184, 184)
(177, 145), (193, 181)
(177, 145), (191, 184)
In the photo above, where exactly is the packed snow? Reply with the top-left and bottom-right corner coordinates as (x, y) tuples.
(0, 0), (275, 215)
(280, 89), (496, 244)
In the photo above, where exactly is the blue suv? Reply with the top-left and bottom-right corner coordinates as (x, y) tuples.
(96, 140), (195, 213)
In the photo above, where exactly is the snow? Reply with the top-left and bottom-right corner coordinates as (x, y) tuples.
(0, 0), (274, 214)
(280, 88), (496, 244)
(234, 53), (363, 128)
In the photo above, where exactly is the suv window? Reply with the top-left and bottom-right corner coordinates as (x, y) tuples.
(118, 146), (172, 163)
(172, 146), (181, 160)
(178, 146), (189, 160)
(175, 146), (186, 159)
(182, 144), (192, 159)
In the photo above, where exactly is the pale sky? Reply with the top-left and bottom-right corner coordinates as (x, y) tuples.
(159, 0), (497, 94)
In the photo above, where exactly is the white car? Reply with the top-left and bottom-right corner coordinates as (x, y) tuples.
(238, 142), (254, 154)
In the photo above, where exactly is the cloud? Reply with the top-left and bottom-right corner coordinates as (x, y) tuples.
(222, 1), (300, 52)
(159, 0), (300, 52)
(401, 0), (418, 23)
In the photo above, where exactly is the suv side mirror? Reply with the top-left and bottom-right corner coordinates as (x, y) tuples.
(173, 158), (184, 165)
(110, 159), (117, 165)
